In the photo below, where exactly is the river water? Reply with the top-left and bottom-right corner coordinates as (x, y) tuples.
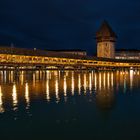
(0, 70), (140, 140)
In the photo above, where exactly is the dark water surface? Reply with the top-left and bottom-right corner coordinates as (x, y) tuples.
(0, 70), (140, 140)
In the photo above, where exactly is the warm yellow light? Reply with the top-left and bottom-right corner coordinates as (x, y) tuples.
(25, 82), (30, 108)
(71, 72), (74, 96)
(78, 74), (81, 95)
(103, 72), (106, 88)
(4, 71), (7, 83)
(0, 86), (4, 113)
(46, 79), (50, 102)
(64, 76), (67, 97)
(84, 73), (87, 94)
(0, 53), (139, 69)
(33, 72), (36, 87)
(0, 71), (3, 82)
(99, 73), (101, 90)
(55, 77), (59, 103)
(89, 73), (92, 93)
(111, 72), (114, 87)
(94, 73), (97, 90)
(107, 72), (110, 89)
(20, 71), (24, 85)
(12, 83), (18, 110)
(36, 71), (39, 80)
(130, 69), (133, 90)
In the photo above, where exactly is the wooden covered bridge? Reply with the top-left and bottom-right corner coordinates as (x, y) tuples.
(0, 47), (139, 70)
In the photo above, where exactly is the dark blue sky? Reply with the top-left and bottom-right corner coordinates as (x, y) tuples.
(0, 0), (140, 55)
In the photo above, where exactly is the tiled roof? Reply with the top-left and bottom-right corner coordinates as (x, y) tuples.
(96, 20), (117, 39)
(116, 49), (140, 52)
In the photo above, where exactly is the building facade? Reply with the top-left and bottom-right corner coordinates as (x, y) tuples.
(115, 49), (140, 60)
(96, 21), (117, 59)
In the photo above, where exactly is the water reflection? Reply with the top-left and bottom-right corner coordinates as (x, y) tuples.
(64, 75), (67, 102)
(89, 73), (92, 93)
(130, 69), (133, 90)
(94, 73), (97, 90)
(46, 78), (50, 102)
(0, 86), (4, 113)
(96, 89), (115, 109)
(25, 82), (30, 109)
(20, 71), (24, 85)
(99, 73), (102, 90)
(55, 75), (59, 103)
(71, 72), (74, 96)
(78, 74), (81, 95)
(107, 72), (110, 88)
(103, 72), (106, 88)
(0, 70), (139, 113)
(84, 73), (87, 94)
(12, 83), (18, 110)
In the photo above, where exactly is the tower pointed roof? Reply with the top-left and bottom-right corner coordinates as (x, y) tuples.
(96, 20), (117, 39)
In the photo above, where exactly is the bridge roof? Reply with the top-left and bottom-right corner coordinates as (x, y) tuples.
(0, 46), (86, 57)
(46, 49), (87, 52)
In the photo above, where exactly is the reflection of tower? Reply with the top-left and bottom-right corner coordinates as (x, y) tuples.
(96, 20), (117, 58)
(96, 89), (115, 110)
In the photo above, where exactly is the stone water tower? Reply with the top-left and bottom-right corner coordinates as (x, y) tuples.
(96, 21), (117, 58)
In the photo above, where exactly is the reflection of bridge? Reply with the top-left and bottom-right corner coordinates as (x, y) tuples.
(0, 53), (140, 70)
(0, 70), (139, 113)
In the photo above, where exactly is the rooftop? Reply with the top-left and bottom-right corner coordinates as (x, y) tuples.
(0, 46), (87, 59)
(96, 20), (117, 39)
(46, 49), (86, 52)
(116, 49), (140, 52)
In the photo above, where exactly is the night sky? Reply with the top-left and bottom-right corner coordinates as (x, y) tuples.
(0, 0), (140, 55)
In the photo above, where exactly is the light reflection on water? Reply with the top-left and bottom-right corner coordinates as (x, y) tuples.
(71, 72), (74, 96)
(25, 82), (30, 109)
(78, 74), (81, 95)
(46, 77), (50, 102)
(12, 83), (18, 110)
(0, 86), (4, 113)
(55, 73), (59, 103)
(0, 70), (139, 113)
